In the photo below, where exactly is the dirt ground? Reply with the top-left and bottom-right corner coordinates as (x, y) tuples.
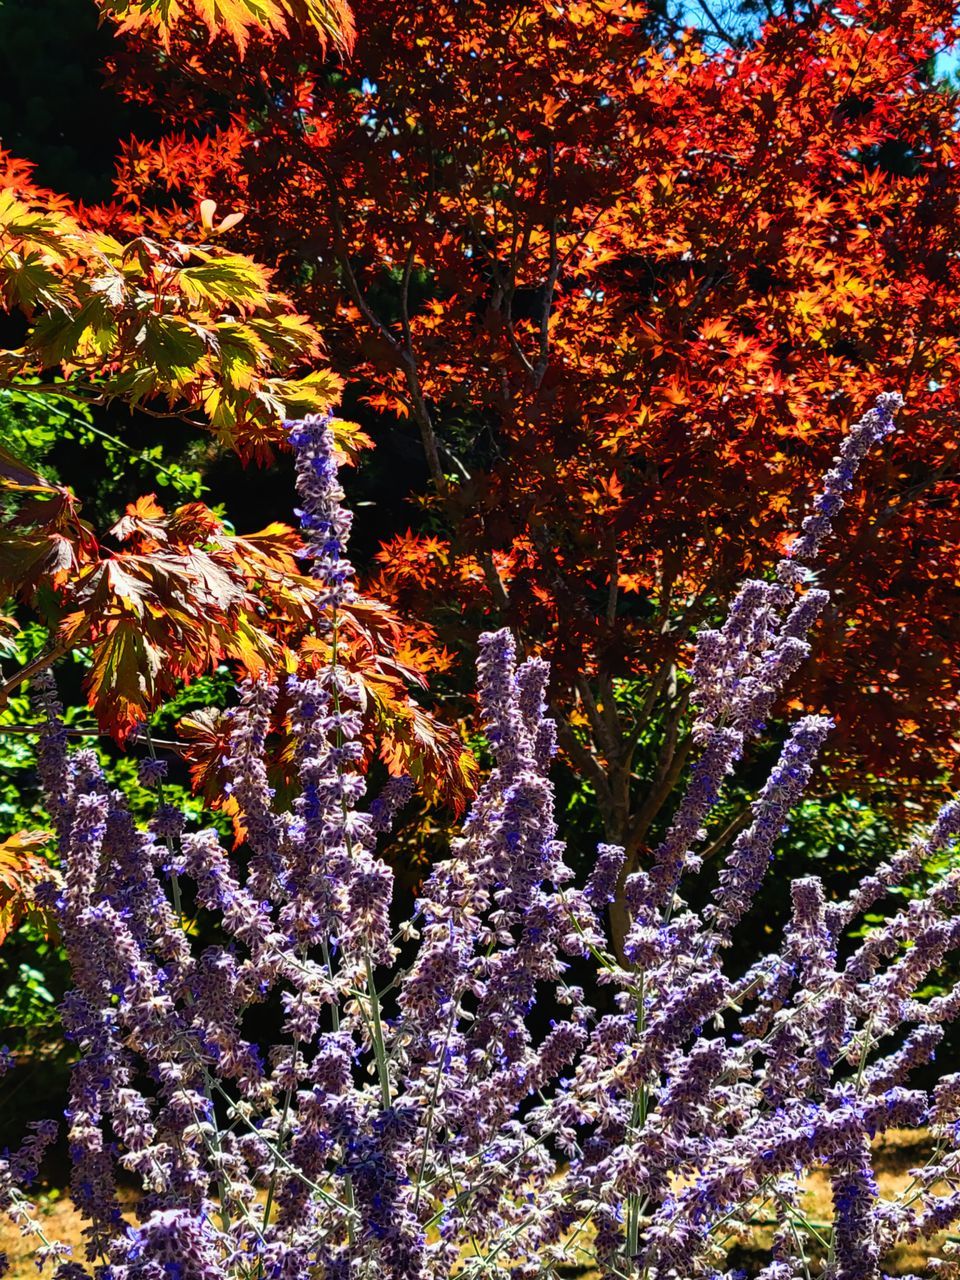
(0, 1129), (953, 1276)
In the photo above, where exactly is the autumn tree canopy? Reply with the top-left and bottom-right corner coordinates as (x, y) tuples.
(90, 0), (960, 880)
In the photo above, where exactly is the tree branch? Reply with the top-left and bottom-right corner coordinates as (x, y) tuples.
(700, 807), (753, 863)
(556, 717), (614, 814)
(575, 674), (619, 761)
(0, 723), (189, 754)
(532, 143), (561, 390)
(692, 0), (739, 45)
(0, 647), (67, 710)
(626, 721), (694, 860)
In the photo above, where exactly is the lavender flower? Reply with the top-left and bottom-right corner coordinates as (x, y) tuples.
(120, 1207), (223, 1280)
(286, 412), (356, 612)
(706, 714), (833, 940)
(9, 395), (959, 1280)
(584, 842), (626, 909)
(368, 775), (414, 835)
(136, 758), (168, 789)
(827, 1101), (882, 1280)
(780, 392), (902, 568)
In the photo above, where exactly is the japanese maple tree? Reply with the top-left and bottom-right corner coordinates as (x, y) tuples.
(6, 0), (960, 947)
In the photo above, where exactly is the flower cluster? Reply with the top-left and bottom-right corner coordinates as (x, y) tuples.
(5, 395), (960, 1280)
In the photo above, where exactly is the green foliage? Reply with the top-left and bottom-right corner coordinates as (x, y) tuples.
(0, 950), (61, 1040)
(0, 386), (207, 501)
(0, 174), (343, 464)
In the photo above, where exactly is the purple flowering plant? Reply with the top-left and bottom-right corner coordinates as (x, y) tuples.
(3, 394), (960, 1279)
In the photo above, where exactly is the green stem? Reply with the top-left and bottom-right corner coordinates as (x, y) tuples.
(625, 967), (647, 1264)
(365, 953), (392, 1110)
(321, 937), (356, 1242)
(261, 1031), (301, 1235)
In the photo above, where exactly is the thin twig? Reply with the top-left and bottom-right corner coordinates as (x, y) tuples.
(0, 722), (190, 753)
(0, 647), (68, 709)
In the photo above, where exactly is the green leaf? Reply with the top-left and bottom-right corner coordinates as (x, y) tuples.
(29, 295), (116, 364)
(2, 251), (61, 310)
(142, 315), (209, 378)
(176, 254), (272, 308)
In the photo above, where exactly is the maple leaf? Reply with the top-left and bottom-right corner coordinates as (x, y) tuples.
(0, 532), (82, 596)
(178, 706), (240, 818)
(0, 830), (56, 945)
(0, 150), (341, 463)
(1, 460), (468, 813)
(175, 250), (273, 308)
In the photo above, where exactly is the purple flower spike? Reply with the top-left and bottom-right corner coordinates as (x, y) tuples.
(10, 393), (959, 1280)
(286, 413), (356, 615)
(779, 392), (902, 570)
